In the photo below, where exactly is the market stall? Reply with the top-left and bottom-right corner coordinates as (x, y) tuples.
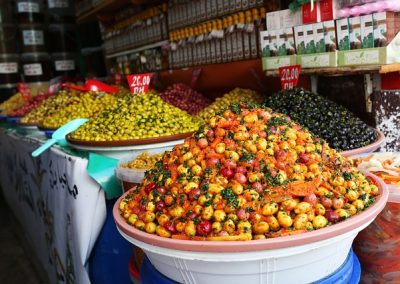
(1, 0), (400, 283)
(0, 126), (106, 283)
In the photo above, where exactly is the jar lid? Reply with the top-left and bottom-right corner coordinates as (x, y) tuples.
(21, 52), (50, 61)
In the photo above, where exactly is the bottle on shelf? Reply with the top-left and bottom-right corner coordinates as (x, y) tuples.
(226, 16), (234, 62)
(258, 7), (266, 57)
(215, 19), (223, 64)
(232, 13), (239, 61)
(243, 10), (252, 59)
(252, 8), (260, 59)
(236, 12), (245, 60)
(221, 18), (228, 63)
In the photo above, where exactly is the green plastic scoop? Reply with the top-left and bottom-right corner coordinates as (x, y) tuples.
(32, 118), (88, 157)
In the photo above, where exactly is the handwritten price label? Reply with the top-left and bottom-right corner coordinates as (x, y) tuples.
(279, 65), (301, 90)
(126, 73), (153, 94)
(18, 82), (31, 101)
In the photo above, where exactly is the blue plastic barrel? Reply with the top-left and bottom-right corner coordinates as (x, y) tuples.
(140, 250), (361, 284)
(89, 199), (133, 284)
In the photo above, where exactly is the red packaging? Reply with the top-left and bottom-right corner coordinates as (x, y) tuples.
(319, 0), (339, 21)
(302, 3), (319, 24)
(353, 201), (400, 282)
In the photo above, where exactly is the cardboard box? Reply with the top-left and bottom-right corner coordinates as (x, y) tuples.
(373, 12), (388, 47)
(314, 22), (326, 53)
(269, 30), (278, 57)
(323, 20), (337, 52)
(285, 27), (296, 55)
(262, 54), (297, 70)
(338, 31), (400, 66)
(277, 29), (287, 56)
(361, 14), (374, 48)
(297, 51), (338, 68)
(294, 25), (306, 55)
(266, 11), (280, 30)
(305, 24), (316, 54)
(349, 16), (362, 49)
(260, 30), (270, 57)
(280, 9), (302, 29)
(336, 18), (350, 50)
(372, 12), (400, 47)
(266, 9), (302, 31)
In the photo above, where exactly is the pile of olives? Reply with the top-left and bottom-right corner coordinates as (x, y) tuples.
(0, 93), (27, 115)
(121, 152), (163, 170)
(197, 88), (264, 121)
(42, 92), (118, 129)
(70, 93), (203, 141)
(264, 88), (378, 151)
(20, 91), (79, 125)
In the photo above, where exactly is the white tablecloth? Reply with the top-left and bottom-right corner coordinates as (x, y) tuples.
(0, 129), (106, 284)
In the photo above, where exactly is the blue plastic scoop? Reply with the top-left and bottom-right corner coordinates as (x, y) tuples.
(32, 118), (88, 157)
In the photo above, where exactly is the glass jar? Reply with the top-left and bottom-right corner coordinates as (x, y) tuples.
(52, 52), (77, 78)
(0, 0), (15, 24)
(19, 23), (46, 53)
(48, 24), (78, 53)
(16, 0), (44, 24)
(0, 24), (18, 53)
(47, 0), (75, 23)
(21, 52), (51, 83)
(0, 54), (20, 86)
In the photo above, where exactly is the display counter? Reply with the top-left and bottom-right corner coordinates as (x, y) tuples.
(0, 125), (106, 283)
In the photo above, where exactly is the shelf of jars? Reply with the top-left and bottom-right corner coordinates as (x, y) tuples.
(156, 59), (310, 97)
(105, 40), (168, 58)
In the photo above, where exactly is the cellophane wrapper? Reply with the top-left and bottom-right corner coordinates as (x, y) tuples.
(353, 202), (400, 283)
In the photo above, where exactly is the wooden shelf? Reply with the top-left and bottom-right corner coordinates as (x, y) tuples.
(157, 59), (310, 97)
(105, 40), (168, 59)
(265, 64), (400, 77)
(76, 0), (161, 23)
(77, 0), (131, 23)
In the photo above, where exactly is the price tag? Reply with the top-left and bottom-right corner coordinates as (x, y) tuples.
(114, 73), (122, 85)
(18, 82), (31, 101)
(48, 76), (61, 94)
(126, 73), (153, 94)
(279, 65), (301, 90)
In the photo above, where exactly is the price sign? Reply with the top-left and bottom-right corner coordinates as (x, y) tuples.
(126, 73), (153, 94)
(114, 72), (122, 85)
(17, 82), (31, 101)
(48, 76), (61, 94)
(279, 65), (301, 90)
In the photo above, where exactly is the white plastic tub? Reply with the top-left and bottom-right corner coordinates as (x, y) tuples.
(114, 173), (388, 284)
(118, 224), (364, 284)
(115, 150), (166, 192)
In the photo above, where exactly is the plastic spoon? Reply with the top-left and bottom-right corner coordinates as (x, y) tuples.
(62, 80), (118, 94)
(32, 118), (88, 157)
